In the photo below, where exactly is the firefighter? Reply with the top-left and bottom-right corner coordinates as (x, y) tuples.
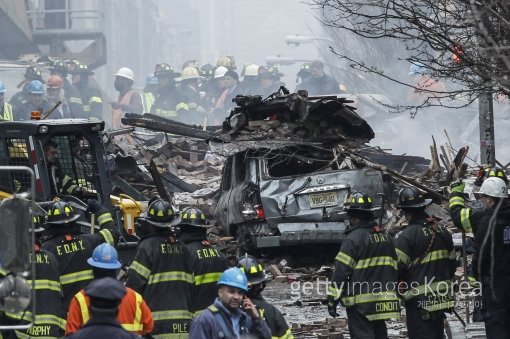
(66, 243), (154, 335)
(41, 199), (119, 307)
(50, 59), (84, 118)
(150, 63), (182, 119)
(0, 81), (13, 121)
(72, 63), (103, 120)
(141, 74), (158, 114)
(44, 139), (89, 197)
(450, 177), (510, 338)
(179, 66), (208, 125)
(328, 191), (400, 339)
(126, 198), (194, 338)
(238, 255), (294, 339)
(2, 211), (66, 338)
(189, 267), (271, 339)
(177, 207), (228, 315)
(67, 277), (138, 339)
(395, 186), (456, 339)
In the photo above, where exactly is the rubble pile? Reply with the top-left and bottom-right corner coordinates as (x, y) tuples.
(221, 93), (374, 147)
(108, 134), (224, 214)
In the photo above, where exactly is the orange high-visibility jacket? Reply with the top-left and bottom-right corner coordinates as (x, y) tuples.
(66, 286), (154, 335)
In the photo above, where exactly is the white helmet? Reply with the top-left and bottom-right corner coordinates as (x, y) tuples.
(479, 177), (508, 198)
(244, 64), (259, 77)
(181, 66), (200, 80)
(115, 67), (135, 81)
(214, 66), (228, 79)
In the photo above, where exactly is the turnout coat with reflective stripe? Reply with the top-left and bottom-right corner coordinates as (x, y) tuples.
(395, 216), (456, 312)
(126, 231), (193, 338)
(2, 247), (66, 339)
(41, 222), (119, 307)
(252, 296), (294, 339)
(66, 287), (154, 335)
(449, 191), (485, 235)
(180, 232), (228, 314)
(329, 221), (401, 321)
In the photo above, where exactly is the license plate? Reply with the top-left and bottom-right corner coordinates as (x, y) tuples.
(309, 192), (338, 208)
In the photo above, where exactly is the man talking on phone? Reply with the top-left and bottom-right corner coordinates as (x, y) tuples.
(189, 267), (271, 339)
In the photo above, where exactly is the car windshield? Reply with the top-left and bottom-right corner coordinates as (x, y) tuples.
(263, 146), (348, 178)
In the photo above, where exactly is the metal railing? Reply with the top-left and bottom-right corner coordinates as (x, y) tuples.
(26, 0), (104, 34)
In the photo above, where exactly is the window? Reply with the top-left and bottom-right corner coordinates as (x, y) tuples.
(266, 147), (336, 178)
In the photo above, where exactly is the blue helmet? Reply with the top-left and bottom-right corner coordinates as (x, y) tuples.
(217, 267), (248, 292)
(27, 80), (45, 94)
(0, 81), (6, 93)
(87, 244), (122, 269)
(146, 74), (159, 85)
(408, 62), (426, 75)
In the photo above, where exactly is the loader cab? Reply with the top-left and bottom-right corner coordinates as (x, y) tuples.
(0, 119), (111, 205)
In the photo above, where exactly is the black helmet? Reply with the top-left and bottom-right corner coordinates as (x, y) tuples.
(345, 191), (373, 212)
(46, 200), (80, 225)
(50, 60), (68, 76)
(238, 255), (268, 285)
(25, 66), (43, 82)
(488, 166), (508, 184)
(154, 63), (180, 78)
(31, 210), (46, 233)
(200, 64), (215, 79)
(72, 63), (94, 75)
(147, 198), (174, 227)
(179, 207), (207, 228)
(396, 186), (432, 209)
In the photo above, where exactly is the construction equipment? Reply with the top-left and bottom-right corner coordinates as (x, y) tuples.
(0, 118), (144, 262)
(0, 166), (36, 331)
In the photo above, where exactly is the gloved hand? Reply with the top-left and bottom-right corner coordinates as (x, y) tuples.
(87, 199), (113, 227)
(450, 179), (465, 194)
(327, 297), (339, 318)
(87, 199), (106, 214)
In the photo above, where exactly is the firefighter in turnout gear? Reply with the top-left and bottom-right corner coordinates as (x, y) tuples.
(72, 63), (103, 120)
(452, 167), (509, 236)
(126, 198), (194, 338)
(2, 212), (66, 339)
(328, 191), (400, 339)
(150, 63), (183, 119)
(238, 255), (294, 339)
(50, 59), (84, 118)
(189, 267), (272, 339)
(41, 199), (119, 307)
(44, 139), (87, 197)
(177, 207), (228, 315)
(66, 243), (154, 335)
(395, 186), (456, 339)
(450, 177), (510, 338)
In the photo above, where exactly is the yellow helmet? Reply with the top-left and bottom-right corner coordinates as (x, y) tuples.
(217, 56), (237, 70)
(180, 66), (200, 81)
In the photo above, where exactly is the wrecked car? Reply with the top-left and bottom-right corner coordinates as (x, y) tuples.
(213, 145), (389, 252)
(211, 90), (392, 252)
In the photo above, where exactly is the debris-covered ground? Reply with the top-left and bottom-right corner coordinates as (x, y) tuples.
(112, 93), (490, 338)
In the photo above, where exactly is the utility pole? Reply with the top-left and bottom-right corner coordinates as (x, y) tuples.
(478, 92), (496, 164)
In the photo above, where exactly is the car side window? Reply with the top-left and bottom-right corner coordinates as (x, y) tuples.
(234, 153), (246, 183)
(222, 157), (233, 191)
